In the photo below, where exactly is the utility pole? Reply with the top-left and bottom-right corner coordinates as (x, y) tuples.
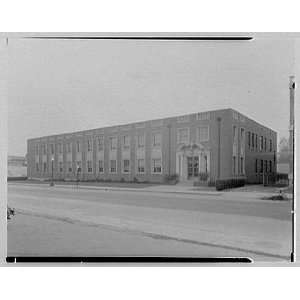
(289, 76), (295, 184)
(50, 157), (54, 186)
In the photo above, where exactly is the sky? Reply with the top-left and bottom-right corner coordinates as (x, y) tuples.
(7, 36), (295, 156)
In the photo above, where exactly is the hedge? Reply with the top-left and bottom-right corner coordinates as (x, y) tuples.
(215, 178), (245, 191)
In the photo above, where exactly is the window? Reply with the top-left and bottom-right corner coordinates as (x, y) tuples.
(177, 115), (189, 123)
(76, 141), (81, 153)
(152, 158), (162, 173)
(87, 160), (92, 172)
(36, 162), (39, 172)
(41, 144), (46, 155)
(269, 161), (272, 173)
(255, 159), (258, 173)
(247, 132), (251, 148)
(76, 161), (82, 173)
(98, 160), (104, 173)
(123, 159), (130, 173)
(137, 159), (145, 173)
(264, 138), (267, 152)
(260, 160), (263, 173)
(50, 144), (54, 154)
(177, 128), (189, 144)
(260, 136), (263, 151)
(43, 162), (47, 172)
(58, 143), (63, 154)
(251, 133), (255, 149)
(35, 145), (39, 155)
(97, 136), (104, 151)
(152, 133), (161, 147)
(67, 161), (72, 172)
(59, 162), (63, 172)
(123, 135), (130, 149)
(269, 139), (272, 152)
(233, 126), (238, 145)
(66, 142), (71, 153)
(240, 128), (245, 150)
(87, 139), (92, 152)
(232, 156), (237, 175)
(110, 160), (117, 173)
(197, 112), (210, 120)
(198, 126), (209, 142)
(137, 134), (145, 148)
(240, 157), (244, 174)
(265, 160), (268, 173)
(255, 134), (258, 150)
(110, 137), (117, 150)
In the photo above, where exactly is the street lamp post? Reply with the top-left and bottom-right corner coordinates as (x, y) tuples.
(50, 157), (54, 186)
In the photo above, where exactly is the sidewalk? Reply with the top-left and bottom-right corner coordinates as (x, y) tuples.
(8, 181), (292, 202)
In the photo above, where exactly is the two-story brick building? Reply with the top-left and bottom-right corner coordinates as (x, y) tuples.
(27, 108), (277, 184)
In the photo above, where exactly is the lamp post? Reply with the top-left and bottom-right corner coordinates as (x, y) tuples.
(50, 157), (54, 186)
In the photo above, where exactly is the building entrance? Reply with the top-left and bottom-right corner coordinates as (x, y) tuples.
(187, 156), (199, 178)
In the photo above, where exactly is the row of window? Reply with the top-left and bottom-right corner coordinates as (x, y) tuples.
(247, 132), (273, 152)
(35, 158), (162, 174)
(35, 126), (210, 156)
(255, 159), (273, 174)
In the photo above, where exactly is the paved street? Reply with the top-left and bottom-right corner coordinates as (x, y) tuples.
(7, 183), (292, 261)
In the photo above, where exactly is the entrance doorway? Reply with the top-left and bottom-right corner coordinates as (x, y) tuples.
(187, 156), (199, 178)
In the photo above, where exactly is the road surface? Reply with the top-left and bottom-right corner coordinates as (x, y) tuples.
(7, 183), (292, 261)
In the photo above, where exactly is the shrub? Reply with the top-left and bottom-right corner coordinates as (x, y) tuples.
(215, 178), (245, 191)
(164, 174), (179, 184)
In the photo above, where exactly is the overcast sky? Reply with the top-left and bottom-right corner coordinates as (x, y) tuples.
(8, 36), (295, 156)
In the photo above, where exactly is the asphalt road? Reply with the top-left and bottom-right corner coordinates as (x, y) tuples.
(7, 183), (292, 262)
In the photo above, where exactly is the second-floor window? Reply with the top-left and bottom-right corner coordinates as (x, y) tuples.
(198, 126), (209, 142)
(269, 139), (273, 152)
(87, 139), (92, 152)
(260, 136), (263, 151)
(76, 141), (81, 153)
(57, 143), (62, 154)
(110, 137), (117, 150)
(50, 144), (54, 154)
(123, 135), (130, 149)
(177, 128), (189, 144)
(152, 133), (161, 147)
(137, 134), (145, 148)
(97, 136), (104, 151)
(66, 142), (71, 153)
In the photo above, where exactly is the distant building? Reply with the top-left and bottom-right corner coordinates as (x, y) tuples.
(27, 108), (277, 184)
